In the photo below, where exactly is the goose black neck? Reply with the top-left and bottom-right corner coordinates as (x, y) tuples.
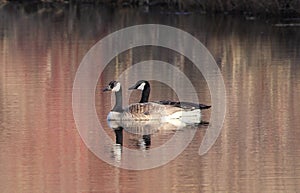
(112, 87), (123, 112)
(140, 86), (150, 103)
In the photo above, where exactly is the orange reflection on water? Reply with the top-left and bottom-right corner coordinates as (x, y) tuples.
(0, 4), (300, 193)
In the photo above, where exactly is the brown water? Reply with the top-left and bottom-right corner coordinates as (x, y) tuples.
(1, 3), (300, 193)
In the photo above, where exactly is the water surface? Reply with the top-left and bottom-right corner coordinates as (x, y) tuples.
(0, 3), (300, 193)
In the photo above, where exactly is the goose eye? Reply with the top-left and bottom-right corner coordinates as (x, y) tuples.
(109, 81), (116, 89)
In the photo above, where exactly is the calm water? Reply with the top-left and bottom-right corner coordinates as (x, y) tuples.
(1, 3), (300, 193)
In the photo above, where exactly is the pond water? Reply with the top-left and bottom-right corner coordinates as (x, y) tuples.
(0, 3), (300, 193)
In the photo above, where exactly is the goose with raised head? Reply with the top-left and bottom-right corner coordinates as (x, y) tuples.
(128, 80), (211, 122)
(128, 80), (211, 110)
(103, 81), (190, 121)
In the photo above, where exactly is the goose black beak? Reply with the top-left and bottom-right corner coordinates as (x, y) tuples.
(102, 86), (111, 92)
(128, 85), (136, 90)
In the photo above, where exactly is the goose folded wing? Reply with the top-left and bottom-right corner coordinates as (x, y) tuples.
(157, 100), (211, 110)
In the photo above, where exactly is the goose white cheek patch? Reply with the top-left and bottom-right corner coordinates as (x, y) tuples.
(112, 82), (121, 92)
(137, 82), (146, 90)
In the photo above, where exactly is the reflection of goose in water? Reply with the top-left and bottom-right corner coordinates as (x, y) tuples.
(108, 118), (199, 151)
(108, 118), (209, 153)
(107, 118), (169, 135)
(111, 127), (123, 162)
(103, 80), (207, 123)
(114, 127), (123, 145)
(108, 119), (209, 164)
(111, 125), (151, 151)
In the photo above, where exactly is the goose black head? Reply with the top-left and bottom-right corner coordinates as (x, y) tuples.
(129, 80), (151, 103)
(128, 80), (150, 91)
(103, 81), (121, 92)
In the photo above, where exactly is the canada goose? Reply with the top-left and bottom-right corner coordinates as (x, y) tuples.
(128, 80), (211, 110)
(102, 81), (178, 121)
(129, 80), (211, 122)
(103, 80), (156, 121)
(103, 80), (202, 121)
